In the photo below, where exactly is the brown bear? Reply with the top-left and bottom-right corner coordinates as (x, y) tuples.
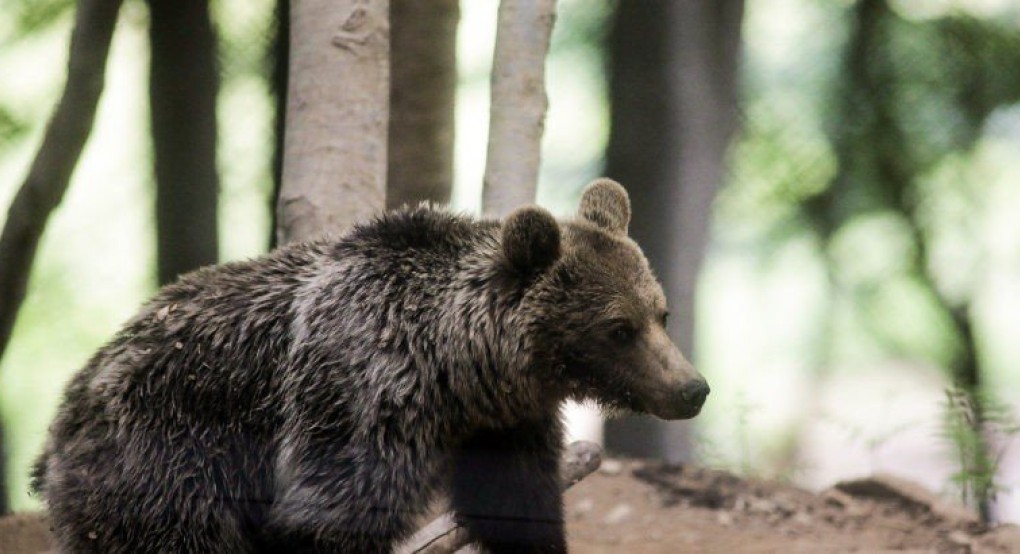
(32, 179), (708, 553)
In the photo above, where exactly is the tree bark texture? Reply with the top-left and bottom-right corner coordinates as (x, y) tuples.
(0, 0), (123, 367)
(386, 0), (458, 210)
(481, 0), (557, 215)
(277, 0), (390, 245)
(603, 0), (744, 462)
(148, 0), (220, 285)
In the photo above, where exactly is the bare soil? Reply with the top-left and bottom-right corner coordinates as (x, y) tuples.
(3, 460), (1018, 553)
(565, 459), (1020, 553)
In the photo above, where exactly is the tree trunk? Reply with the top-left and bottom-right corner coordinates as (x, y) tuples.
(386, 0), (458, 209)
(0, 0), (123, 367)
(0, 0), (124, 510)
(269, 0), (289, 249)
(147, 0), (220, 285)
(603, 0), (744, 462)
(481, 0), (557, 215)
(277, 0), (390, 245)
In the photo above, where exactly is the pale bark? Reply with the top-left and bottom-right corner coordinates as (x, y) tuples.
(481, 0), (557, 215)
(603, 0), (744, 462)
(0, 0), (123, 367)
(386, 0), (458, 209)
(277, 0), (390, 245)
(396, 441), (603, 554)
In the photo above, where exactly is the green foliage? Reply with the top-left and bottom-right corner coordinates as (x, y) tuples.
(2, 0), (74, 43)
(0, 107), (27, 145)
(550, 0), (613, 54)
(0, 0), (71, 157)
(935, 15), (1020, 138)
(940, 387), (1020, 519)
(705, 0), (1020, 503)
(723, 0), (1020, 363)
(720, 99), (837, 231)
(212, 0), (276, 84)
(693, 389), (761, 478)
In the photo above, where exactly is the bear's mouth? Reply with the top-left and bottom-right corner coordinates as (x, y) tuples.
(593, 393), (702, 421)
(569, 375), (704, 420)
(592, 389), (652, 419)
(627, 385), (706, 421)
(669, 403), (703, 420)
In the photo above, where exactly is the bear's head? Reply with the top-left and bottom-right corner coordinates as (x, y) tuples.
(502, 178), (709, 420)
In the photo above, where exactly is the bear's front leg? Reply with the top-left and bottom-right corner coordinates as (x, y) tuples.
(263, 420), (435, 553)
(451, 416), (566, 553)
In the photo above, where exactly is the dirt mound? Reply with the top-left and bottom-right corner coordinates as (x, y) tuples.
(2, 460), (1018, 553)
(566, 460), (1020, 553)
(0, 512), (52, 554)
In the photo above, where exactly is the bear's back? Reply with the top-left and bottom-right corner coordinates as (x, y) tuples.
(100, 242), (329, 420)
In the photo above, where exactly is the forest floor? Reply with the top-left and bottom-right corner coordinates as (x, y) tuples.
(565, 459), (1020, 553)
(2, 459), (1019, 553)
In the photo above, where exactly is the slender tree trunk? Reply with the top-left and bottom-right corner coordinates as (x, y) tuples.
(481, 0), (557, 215)
(147, 0), (220, 285)
(0, 0), (123, 368)
(269, 0), (289, 249)
(604, 0), (744, 462)
(0, 0), (124, 510)
(386, 0), (458, 209)
(277, 0), (390, 244)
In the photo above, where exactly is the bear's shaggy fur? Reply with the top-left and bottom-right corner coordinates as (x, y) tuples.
(32, 180), (707, 553)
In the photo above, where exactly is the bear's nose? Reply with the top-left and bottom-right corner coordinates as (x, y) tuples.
(680, 379), (710, 408)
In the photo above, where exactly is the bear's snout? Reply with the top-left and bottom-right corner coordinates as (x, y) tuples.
(650, 376), (709, 420)
(680, 378), (710, 409)
(631, 328), (711, 420)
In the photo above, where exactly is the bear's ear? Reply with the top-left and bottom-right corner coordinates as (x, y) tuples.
(578, 178), (631, 235)
(502, 206), (561, 275)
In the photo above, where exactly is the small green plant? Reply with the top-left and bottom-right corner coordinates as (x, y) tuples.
(818, 394), (918, 476)
(940, 387), (1020, 523)
(692, 389), (761, 477)
(733, 390), (758, 476)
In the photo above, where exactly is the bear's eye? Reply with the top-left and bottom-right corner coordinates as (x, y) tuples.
(659, 311), (670, 328)
(609, 321), (637, 344)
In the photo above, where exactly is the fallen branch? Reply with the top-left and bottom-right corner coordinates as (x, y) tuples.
(0, 0), (124, 364)
(396, 440), (603, 554)
(481, 0), (557, 215)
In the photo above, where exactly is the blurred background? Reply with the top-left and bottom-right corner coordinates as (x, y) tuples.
(1, 0), (1018, 525)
